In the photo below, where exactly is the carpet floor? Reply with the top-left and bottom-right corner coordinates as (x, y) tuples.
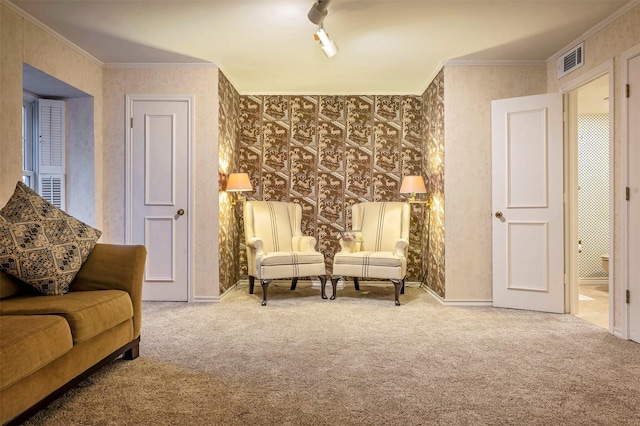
(24, 283), (640, 425)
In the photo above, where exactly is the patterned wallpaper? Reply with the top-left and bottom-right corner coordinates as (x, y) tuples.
(578, 114), (610, 279)
(421, 69), (445, 297)
(218, 72), (447, 294)
(218, 71), (241, 293)
(236, 94), (425, 279)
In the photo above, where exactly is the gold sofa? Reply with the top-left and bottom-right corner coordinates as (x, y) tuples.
(0, 243), (146, 425)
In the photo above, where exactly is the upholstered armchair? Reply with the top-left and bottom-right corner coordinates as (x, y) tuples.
(331, 202), (410, 306)
(244, 201), (328, 305)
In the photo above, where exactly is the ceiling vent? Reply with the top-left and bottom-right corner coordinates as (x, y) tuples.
(557, 42), (584, 78)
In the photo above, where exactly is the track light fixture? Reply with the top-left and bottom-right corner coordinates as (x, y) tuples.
(308, 0), (338, 58)
(315, 26), (338, 58)
(308, 0), (330, 25)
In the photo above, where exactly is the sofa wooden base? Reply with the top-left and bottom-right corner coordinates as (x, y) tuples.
(4, 336), (140, 426)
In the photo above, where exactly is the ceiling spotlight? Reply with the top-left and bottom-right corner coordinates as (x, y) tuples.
(315, 27), (338, 58)
(308, 0), (331, 25)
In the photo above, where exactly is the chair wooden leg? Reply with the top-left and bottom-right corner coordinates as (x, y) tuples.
(330, 276), (338, 300)
(291, 277), (298, 291)
(249, 276), (255, 294)
(261, 280), (270, 306)
(391, 279), (403, 306)
(354, 277), (360, 291)
(319, 275), (328, 299)
(401, 281), (405, 294)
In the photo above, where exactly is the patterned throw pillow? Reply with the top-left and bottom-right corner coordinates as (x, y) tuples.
(0, 181), (102, 295)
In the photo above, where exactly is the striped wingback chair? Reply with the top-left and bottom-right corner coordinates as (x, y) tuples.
(244, 201), (327, 305)
(331, 202), (410, 305)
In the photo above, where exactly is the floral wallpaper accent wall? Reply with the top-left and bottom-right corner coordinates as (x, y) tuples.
(237, 95), (425, 279)
(422, 69), (445, 297)
(218, 71), (241, 293)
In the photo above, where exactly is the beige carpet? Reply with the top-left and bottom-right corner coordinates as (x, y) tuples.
(24, 283), (640, 425)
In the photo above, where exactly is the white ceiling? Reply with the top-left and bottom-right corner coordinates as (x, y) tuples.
(8, 0), (634, 94)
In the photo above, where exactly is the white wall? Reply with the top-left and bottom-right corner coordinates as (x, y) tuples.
(547, 3), (640, 330)
(443, 64), (547, 301)
(0, 5), (222, 300)
(67, 97), (95, 225)
(102, 66), (220, 300)
(0, 4), (104, 230)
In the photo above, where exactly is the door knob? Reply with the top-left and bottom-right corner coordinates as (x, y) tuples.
(495, 211), (503, 219)
(177, 209), (185, 216)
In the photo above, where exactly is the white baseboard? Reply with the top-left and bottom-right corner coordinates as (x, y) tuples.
(193, 295), (220, 303)
(425, 286), (493, 306)
(578, 278), (609, 286)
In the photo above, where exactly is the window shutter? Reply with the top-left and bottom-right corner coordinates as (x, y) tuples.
(39, 174), (65, 210)
(37, 99), (66, 174)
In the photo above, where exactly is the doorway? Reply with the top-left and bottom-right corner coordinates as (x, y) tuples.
(125, 95), (194, 302)
(565, 72), (613, 331)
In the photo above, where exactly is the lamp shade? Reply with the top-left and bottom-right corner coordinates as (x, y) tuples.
(226, 173), (253, 192)
(400, 175), (427, 194)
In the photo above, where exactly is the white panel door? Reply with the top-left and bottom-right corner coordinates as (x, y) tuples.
(492, 93), (564, 313)
(628, 53), (640, 342)
(132, 100), (189, 301)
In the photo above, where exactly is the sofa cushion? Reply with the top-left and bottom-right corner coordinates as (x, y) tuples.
(0, 290), (133, 344)
(0, 315), (73, 390)
(0, 181), (102, 296)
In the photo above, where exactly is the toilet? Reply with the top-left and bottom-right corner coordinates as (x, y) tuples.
(601, 253), (609, 274)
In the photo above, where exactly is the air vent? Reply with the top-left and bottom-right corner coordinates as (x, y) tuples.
(557, 42), (584, 78)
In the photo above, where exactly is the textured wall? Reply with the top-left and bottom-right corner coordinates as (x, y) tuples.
(0, 5), (24, 204)
(1, 4), (103, 222)
(102, 66), (220, 299)
(218, 72), (241, 293)
(421, 69), (445, 297)
(66, 97), (95, 226)
(578, 114), (610, 279)
(236, 95), (425, 279)
(444, 64), (547, 301)
(547, 3), (640, 330)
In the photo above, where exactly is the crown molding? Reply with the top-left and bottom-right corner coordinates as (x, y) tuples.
(547, 0), (640, 64)
(103, 62), (217, 69)
(416, 62), (445, 96)
(443, 59), (546, 66)
(239, 91), (423, 96)
(1, 0), (103, 67)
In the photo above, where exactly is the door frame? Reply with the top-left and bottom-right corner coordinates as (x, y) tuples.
(560, 60), (614, 333)
(124, 94), (195, 303)
(621, 43), (640, 340)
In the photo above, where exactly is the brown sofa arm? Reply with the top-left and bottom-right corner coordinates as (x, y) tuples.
(70, 243), (146, 339)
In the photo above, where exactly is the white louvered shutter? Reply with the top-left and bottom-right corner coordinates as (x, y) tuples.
(38, 174), (65, 210)
(37, 99), (66, 209)
(38, 99), (66, 174)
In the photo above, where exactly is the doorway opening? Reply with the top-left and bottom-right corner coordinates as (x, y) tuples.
(567, 74), (612, 330)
